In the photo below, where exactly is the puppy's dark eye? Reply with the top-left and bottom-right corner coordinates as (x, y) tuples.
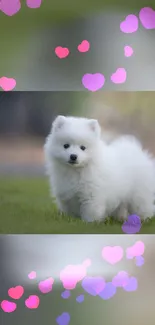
(80, 145), (86, 151)
(64, 144), (70, 149)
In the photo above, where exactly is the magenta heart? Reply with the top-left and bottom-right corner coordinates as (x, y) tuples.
(139, 7), (155, 29)
(120, 14), (139, 33)
(26, 0), (42, 8)
(1, 300), (17, 313)
(25, 295), (40, 309)
(82, 73), (105, 91)
(0, 0), (21, 16)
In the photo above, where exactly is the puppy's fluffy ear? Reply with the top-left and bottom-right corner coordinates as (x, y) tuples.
(52, 115), (66, 132)
(88, 119), (101, 137)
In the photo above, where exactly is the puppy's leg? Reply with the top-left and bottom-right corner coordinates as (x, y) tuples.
(80, 200), (106, 223)
(131, 200), (155, 221)
(131, 191), (155, 221)
(114, 204), (128, 221)
(56, 198), (70, 215)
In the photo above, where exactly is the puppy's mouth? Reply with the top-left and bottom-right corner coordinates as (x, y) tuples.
(68, 160), (78, 165)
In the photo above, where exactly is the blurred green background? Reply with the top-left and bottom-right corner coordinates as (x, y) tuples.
(0, 0), (155, 89)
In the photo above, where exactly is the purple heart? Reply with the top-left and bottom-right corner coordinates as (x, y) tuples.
(127, 215), (141, 225)
(82, 73), (105, 92)
(61, 290), (71, 299)
(123, 277), (138, 292)
(122, 215), (141, 234)
(99, 282), (117, 300)
(135, 256), (144, 267)
(81, 276), (105, 296)
(56, 312), (70, 325)
(76, 294), (84, 303)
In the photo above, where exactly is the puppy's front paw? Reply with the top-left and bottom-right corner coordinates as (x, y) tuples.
(80, 204), (105, 223)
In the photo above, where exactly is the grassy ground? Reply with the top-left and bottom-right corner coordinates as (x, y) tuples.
(0, 177), (155, 234)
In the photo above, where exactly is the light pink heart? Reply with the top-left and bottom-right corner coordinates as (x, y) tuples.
(139, 7), (155, 29)
(82, 258), (92, 268)
(1, 300), (17, 313)
(0, 77), (16, 91)
(102, 246), (124, 264)
(25, 295), (40, 309)
(38, 277), (54, 293)
(8, 285), (24, 300)
(78, 40), (90, 52)
(110, 68), (127, 84)
(120, 14), (139, 33)
(28, 271), (36, 279)
(55, 46), (70, 59)
(60, 264), (87, 290)
(124, 45), (133, 57)
(126, 241), (145, 258)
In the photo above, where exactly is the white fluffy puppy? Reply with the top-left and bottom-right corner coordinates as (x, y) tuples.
(44, 115), (155, 222)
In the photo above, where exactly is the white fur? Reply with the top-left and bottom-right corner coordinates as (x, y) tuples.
(44, 115), (155, 222)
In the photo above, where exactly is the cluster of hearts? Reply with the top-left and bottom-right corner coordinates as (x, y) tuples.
(1, 241), (144, 317)
(55, 7), (155, 91)
(1, 7), (155, 91)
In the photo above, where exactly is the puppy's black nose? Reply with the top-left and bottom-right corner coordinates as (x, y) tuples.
(70, 154), (77, 161)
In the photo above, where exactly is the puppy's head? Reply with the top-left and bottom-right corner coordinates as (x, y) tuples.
(48, 115), (101, 167)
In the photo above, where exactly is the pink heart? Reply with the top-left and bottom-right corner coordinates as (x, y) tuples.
(82, 73), (105, 91)
(25, 295), (40, 309)
(1, 300), (17, 313)
(78, 40), (90, 53)
(110, 68), (127, 84)
(8, 285), (24, 300)
(38, 277), (54, 293)
(126, 241), (145, 258)
(28, 271), (36, 279)
(26, 0), (42, 8)
(0, 0), (21, 16)
(102, 246), (124, 264)
(0, 77), (16, 91)
(124, 45), (133, 57)
(139, 7), (155, 29)
(60, 264), (86, 290)
(120, 14), (139, 33)
(55, 46), (70, 59)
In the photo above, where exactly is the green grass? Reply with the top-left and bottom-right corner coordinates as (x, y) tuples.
(0, 177), (155, 234)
